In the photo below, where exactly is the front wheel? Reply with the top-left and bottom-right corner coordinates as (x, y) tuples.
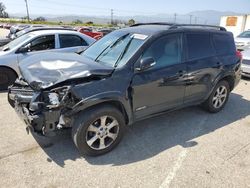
(72, 105), (125, 156)
(202, 80), (230, 113)
(0, 67), (17, 91)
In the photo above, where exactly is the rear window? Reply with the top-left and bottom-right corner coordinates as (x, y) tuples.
(186, 33), (215, 60)
(213, 34), (236, 55)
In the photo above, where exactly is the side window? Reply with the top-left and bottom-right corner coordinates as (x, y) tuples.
(213, 34), (236, 55)
(186, 33), (214, 60)
(29, 35), (55, 51)
(142, 34), (182, 69)
(59, 34), (88, 48)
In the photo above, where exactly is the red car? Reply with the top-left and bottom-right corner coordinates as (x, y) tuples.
(77, 27), (103, 40)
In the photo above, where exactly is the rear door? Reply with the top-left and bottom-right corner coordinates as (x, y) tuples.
(183, 32), (221, 104)
(57, 34), (89, 53)
(131, 33), (187, 119)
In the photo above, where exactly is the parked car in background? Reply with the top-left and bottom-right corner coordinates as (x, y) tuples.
(77, 27), (103, 40)
(97, 28), (114, 36)
(0, 25), (47, 47)
(8, 25), (45, 39)
(8, 24), (30, 38)
(235, 30), (250, 50)
(8, 23), (242, 156)
(0, 29), (95, 90)
(241, 49), (250, 78)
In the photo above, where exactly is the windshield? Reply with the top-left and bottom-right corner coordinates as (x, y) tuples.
(81, 32), (147, 68)
(2, 33), (34, 51)
(238, 31), (250, 38)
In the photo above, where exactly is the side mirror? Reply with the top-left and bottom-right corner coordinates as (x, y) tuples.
(17, 44), (30, 53)
(136, 57), (156, 71)
(17, 46), (28, 53)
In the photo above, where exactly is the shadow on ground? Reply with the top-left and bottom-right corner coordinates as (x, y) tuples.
(33, 93), (250, 167)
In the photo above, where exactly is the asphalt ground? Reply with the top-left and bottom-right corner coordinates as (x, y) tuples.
(0, 78), (250, 188)
(0, 28), (250, 188)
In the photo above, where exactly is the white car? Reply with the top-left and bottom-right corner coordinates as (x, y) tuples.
(241, 49), (250, 78)
(0, 29), (95, 90)
(235, 30), (250, 50)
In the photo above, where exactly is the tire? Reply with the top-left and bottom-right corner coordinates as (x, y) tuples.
(202, 80), (230, 113)
(0, 67), (17, 91)
(72, 105), (125, 156)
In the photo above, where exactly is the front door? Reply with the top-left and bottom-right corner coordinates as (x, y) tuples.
(131, 33), (187, 119)
(17, 34), (57, 62)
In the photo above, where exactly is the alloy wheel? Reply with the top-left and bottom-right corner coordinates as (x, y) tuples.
(212, 85), (228, 109)
(85, 116), (119, 150)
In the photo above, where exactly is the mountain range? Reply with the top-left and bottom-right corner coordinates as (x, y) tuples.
(11, 10), (244, 25)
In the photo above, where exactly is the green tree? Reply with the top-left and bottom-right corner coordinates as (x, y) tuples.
(128, 19), (135, 26)
(0, 2), (9, 18)
(34, 16), (46, 22)
(72, 19), (83, 24)
(86, 21), (93, 25)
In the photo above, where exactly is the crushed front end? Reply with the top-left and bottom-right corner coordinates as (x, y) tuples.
(8, 78), (77, 136)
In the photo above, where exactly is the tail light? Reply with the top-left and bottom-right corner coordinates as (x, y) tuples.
(236, 50), (242, 60)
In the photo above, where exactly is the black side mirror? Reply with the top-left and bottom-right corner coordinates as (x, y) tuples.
(17, 46), (29, 53)
(17, 43), (31, 53)
(136, 57), (156, 71)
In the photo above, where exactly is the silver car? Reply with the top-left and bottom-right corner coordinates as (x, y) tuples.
(241, 49), (250, 78)
(235, 30), (250, 50)
(0, 29), (95, 90)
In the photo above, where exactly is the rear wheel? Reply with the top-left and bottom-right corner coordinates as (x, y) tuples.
(203, 80), (230, 113)
(72, 105), (125, 156)
(0, 67), (17, 91)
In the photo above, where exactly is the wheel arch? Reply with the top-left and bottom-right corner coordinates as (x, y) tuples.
(71, 98), (132, 125)
(220, 75), (235, 91)
(0, 65), (18, 78)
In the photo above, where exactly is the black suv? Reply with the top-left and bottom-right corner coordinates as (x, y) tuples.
(8, 23), (242, 156)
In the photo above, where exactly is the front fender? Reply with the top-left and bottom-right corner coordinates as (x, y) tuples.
(69, 91), (133, 124)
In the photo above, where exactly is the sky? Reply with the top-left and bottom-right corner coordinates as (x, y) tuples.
(1, 0), (249, 17)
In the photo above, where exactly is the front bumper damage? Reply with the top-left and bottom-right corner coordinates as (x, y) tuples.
(8, 80), (74, 136)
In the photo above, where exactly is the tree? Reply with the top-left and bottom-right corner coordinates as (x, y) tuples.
(128, 19), (135, 26)
(72, 19), (83, 24)
(0, 2), (9, 18)
(86, 21), (93, 25)
(34, 16), (46, 22)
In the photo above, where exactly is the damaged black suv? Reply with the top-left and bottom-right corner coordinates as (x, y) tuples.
(8, 23), (242, 156)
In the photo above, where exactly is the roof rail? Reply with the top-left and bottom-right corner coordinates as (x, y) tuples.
(169, 24), (226, 31)
(130, 22), (175, 27)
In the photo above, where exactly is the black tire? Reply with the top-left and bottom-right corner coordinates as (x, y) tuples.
(202, 80), (230, 113)
(72, 105), (125, 156)
(0, 67), (17, 91)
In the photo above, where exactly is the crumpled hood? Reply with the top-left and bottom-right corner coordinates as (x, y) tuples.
(19, 52), (114, 90)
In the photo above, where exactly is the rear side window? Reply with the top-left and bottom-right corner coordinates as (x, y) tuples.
(213, 34), (236, 55)
(186, 33), (214, 60)
(59, 34), (88, 48)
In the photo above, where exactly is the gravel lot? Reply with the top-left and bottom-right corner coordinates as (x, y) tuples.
(0, 78), (250, 188)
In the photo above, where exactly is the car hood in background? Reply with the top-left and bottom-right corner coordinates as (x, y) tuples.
(19, 52), (114, 90)
(235, 37), (250, 44)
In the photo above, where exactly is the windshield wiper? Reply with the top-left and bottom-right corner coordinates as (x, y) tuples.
(114, 36), (134, 68)
(95, 34), (130, 63)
